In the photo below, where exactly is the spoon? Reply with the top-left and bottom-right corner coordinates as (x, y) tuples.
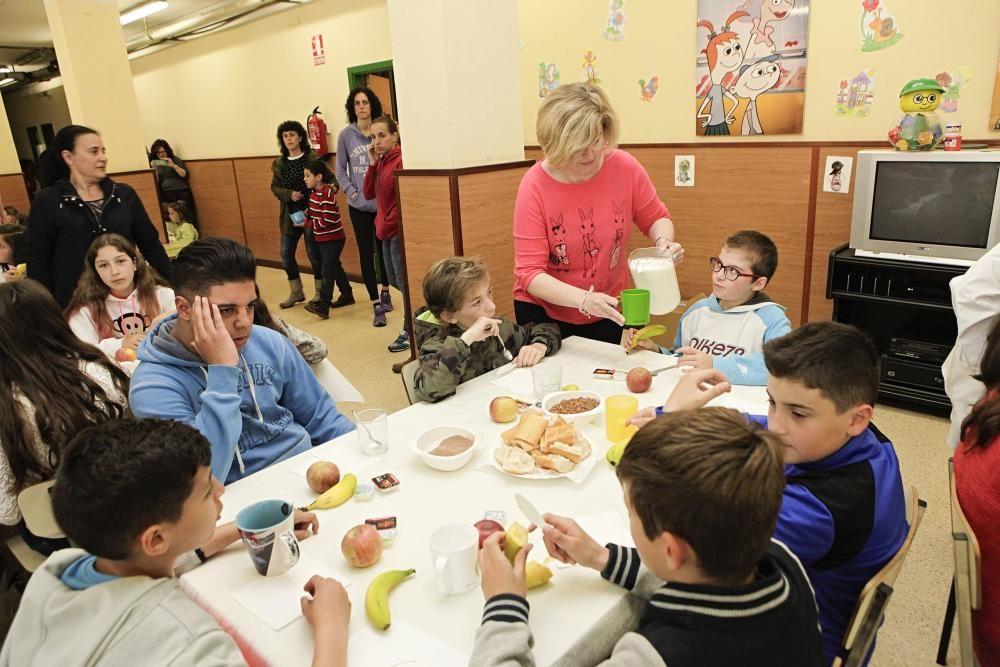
(497, 334), (513, 362)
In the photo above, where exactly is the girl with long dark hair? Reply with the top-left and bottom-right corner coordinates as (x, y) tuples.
(0, 280), (130, 553)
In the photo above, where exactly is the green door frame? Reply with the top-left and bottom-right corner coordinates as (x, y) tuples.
(347, 60), (394, 90)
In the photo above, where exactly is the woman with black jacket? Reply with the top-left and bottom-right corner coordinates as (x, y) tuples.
(27, 125), (172, 308)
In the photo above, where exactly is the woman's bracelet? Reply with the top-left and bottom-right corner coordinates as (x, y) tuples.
(579, 287), (594, 318)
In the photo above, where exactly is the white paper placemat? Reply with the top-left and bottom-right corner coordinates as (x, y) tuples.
(231, 555), (348, 630)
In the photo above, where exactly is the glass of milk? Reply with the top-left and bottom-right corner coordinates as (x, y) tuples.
(628, 248), (680, 315)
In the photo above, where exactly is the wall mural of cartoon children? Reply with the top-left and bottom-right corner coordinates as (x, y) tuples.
(729, 54), (782, 135)
(696, 11), (748, 136)
(697, 0), (810, 136)
(578, 208), (601, 279)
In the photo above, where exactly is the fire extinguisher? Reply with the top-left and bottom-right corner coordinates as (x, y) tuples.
(306, 106), (328, 156)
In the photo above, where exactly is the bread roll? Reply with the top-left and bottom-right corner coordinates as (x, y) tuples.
(532, 452), (574, 474)
(548, 438), (591, 464)
(495, 446), (535, 475)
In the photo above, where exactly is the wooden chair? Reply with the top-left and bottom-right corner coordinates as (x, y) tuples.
(400, 359), (420, 405)
(834, 485), (926, 667)
(947, 458), (982, 667)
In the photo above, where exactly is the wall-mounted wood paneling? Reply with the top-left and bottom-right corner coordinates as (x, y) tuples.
(628, 146), (813, 326)
(0, 173), (29, 214)
(335, 190), (362, 280)
(809, 146), (869, 322)
(457, 167), (530, 317)
(186, 160), (246, 243)
(396, 175), (455, 312)
(111, 170), (166, 242)
(234, 158), (284, 265)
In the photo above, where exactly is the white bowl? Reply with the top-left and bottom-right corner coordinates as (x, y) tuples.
(541, 391), (604, 425)
(411, 426), (479, 472)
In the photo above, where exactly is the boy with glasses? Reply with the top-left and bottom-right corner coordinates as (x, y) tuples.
(626, 230), (790, 385)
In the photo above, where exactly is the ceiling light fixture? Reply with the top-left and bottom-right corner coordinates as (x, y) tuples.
(0, 78), (17, 88)
(120, 1), (169, 26)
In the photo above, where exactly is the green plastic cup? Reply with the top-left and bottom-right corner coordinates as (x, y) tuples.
(620, 289), (650, 327)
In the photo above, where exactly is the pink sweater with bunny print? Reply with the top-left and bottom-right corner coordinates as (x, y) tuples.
(513, 150), (670, 325)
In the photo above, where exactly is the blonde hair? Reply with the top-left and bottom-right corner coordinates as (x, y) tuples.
(422, 256), (490, 318)
(536, 83), (619, 169)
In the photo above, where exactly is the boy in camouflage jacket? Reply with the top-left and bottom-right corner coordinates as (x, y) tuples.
(414, 257), (561, 403)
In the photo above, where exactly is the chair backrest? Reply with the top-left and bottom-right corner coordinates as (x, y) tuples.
(838, 485), (926, 667)
(18, 479), (63, 540)
(949, 457), (982, 667)
(400, 359), (420, 405)
(311, 358), (364, 404)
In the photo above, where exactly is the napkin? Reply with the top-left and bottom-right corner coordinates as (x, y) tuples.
(231, 555), (347, 630)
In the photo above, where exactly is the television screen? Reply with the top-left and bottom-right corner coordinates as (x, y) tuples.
(870, 161), (1000, 248)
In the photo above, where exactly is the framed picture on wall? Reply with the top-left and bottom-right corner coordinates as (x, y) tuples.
(695, 0), (809, 137)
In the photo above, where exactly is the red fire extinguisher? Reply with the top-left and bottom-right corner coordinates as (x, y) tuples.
(306, 106), (328, 156)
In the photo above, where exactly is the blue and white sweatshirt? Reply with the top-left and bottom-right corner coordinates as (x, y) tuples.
(749, 415), (908, 666)
(335, 124), (376, 213)
(670, 292), (791, 385)
(129, 316), (354, 484)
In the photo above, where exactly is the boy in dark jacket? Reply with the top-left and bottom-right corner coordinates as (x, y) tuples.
(472, 408), (825, 666)
(647, 322), (908, 665)
(414, 256), (561, 402)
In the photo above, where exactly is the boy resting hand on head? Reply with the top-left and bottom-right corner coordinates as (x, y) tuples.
(0, 418), (348, 667)
(414, 256), (561, 402)
(470, 408), (825, 667)
(625, 230), (790, 385)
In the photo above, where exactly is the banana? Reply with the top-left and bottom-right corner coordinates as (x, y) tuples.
(606, 425), (639, 467)
(525, 561), (553, 589)
(306, 472), (357, 510)
(626, 324), (667, 352)
(605, 442), (627, 467)
(365, 568), (416, 631)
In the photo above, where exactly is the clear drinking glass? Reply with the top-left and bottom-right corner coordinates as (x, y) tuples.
(531, 363), (563, 402)
(354, 409), (389, 456)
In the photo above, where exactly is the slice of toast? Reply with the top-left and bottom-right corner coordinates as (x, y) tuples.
(532, 452), (574, 474)
(547, 439), (592, 464)
(541, 422), (576, 450)
(496, 446), (535, 475)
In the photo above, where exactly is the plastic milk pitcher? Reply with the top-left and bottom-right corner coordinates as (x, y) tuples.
(628, 248), (680, 315)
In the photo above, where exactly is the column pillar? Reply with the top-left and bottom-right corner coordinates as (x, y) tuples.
(43, 0), (148, 171)
(386, 0), (524, 168)
(0, 95), (19, 174)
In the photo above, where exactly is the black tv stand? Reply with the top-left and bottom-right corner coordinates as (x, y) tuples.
(826, 244), (969, 414)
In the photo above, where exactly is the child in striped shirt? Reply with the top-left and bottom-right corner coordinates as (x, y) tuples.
(303, 160), (354, 319)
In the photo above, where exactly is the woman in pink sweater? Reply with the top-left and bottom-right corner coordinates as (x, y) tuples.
(513, 83), (684, 344)
(954, 315), (1000, 665)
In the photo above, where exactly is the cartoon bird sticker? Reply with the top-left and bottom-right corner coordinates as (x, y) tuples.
(639, 76), (659, 101)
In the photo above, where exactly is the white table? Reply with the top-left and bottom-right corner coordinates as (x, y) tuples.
(180, 337), (768, 666)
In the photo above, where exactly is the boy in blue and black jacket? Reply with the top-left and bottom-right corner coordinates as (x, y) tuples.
(651, 321), (908, 665)
(469, 408), (825, 666)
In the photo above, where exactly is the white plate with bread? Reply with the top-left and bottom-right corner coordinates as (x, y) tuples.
(491, 412), (596, 481)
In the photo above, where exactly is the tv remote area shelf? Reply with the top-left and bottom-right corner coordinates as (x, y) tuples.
(826, 244), (969, 414)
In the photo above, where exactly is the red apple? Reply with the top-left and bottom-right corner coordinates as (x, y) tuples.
(341, 524), (383, 568)
(626, 367), (653, 393)
(115, 347), (137, 363)
(306, 461), (341, 494)
(474, 519), (504, 548)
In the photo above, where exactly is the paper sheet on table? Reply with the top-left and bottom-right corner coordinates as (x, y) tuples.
(231, 555), (347, 630)
(348, 622), (469, 666)
(287, 446), (383, 479)
(490, 366), (535, 398)
(312, 359), (364, 404)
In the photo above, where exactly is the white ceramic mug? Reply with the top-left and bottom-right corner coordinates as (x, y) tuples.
(429, 524), (480, 595)
(235, 499), (300, 577)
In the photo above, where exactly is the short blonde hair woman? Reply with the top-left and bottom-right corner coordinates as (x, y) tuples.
(512, 83), (684, 344)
